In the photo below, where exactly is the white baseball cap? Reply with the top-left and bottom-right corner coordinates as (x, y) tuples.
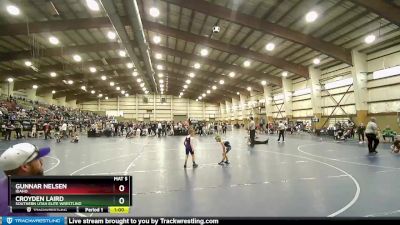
(0, 143), (50, 171)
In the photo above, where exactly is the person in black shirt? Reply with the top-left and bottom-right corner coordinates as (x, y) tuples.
(162, 122), (166, 136)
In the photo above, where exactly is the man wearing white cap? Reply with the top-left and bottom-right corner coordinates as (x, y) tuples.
(0, 143), (50, 216)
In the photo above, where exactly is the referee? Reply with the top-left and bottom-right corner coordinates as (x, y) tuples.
(248, 117), (268, 146)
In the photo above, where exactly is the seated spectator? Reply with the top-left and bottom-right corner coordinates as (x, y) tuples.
(334, 129), (344, 140)
(382, 125), (397, 142)
(342, 129), (352, 140)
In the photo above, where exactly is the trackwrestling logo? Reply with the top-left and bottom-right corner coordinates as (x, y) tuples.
(2, 217), (64, 225)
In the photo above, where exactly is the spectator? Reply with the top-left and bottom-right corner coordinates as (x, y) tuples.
(4, 121), (14, 141)
(0, 143), (51, 216)
(382, 125), (397, 143)
(357, 123), (366, 144)
(365, 117), (380, 154)
(277, 121), (286, 143)
(43, 122), (51, 140)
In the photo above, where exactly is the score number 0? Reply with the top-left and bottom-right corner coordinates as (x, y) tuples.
(118, 184), (126, 205)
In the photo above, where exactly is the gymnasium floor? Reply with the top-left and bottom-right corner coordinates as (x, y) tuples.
(1, 130), (399, 217)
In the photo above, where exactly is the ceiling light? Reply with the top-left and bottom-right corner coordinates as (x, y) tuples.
(364, 34), (376, 44)
(159, 79), (164, 83)
(229, 72), (235, 78)
(105, 97), (109, 100)
(7, 78), (14, 83)
(81, 86), (86, 90)
(121, 90), (126, 94)
(282, 71), (288, 77)
(196, 99), (198, 101)
(109, 82), (115, 86)
(153, 35), (161, 44)
(186, 80), (191, 84)
(143, 87), (147, 91)
(200, 48), (209, 57)
(188, 72), (195, 78)
(236, 92), (240, 95)
(243, 60), (251, 67)
(207, 90), (211, 94)
(86, 0), (100, 11)
(132, 71), (138, 76)
(247, 87), (252, 91)
(107, 31), (116, 40)
(49, 36), (59, 45)
(119, 50), (126, 57)
(32, 85), (38, 89)
(149, 7), (160, 17)
(313, 58), (321, 65)
(265, 43), (275, 51)
(24, 61), (32, 67)
(179, 96), (181, 98)
(137, 78), (142, 83)
(158, 73), (164, 78)
(126, 63), (134, 68)
(202, 93), (206, 97)
(145, 91), (149, 94)
(73, 55), (82, 62)
(261, 80), (267, 86)
(156, 65), (164, 70)
(98, 94), (103, 98)
(52, 90), (56, 94)
(160, 84), (164, 88)
(194, 63), (201, 69)
(125, 93), (129, 97)
(6, 5), (20, 16)
(155, 53), (162, 59)
(91, 90), (95, 94)
(183, 85), (188, 89)
(199, 96), (203, 100)
(89, 67), (97, 73)
(140, 83), (145, 87)
(212, 85), (217, 90)
(101, 75), (107, 80)
(219, 80), (224, 85)
(116, 87), (121, 91)
(67, 80), (73, 84)
(180, 92), (183, 95)
(50, 72), (57, 77)
(305, 11), (318, 23)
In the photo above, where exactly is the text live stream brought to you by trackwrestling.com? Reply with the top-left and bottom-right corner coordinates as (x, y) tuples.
(2, 217), (400, 225)
(1, 217), (223, 225)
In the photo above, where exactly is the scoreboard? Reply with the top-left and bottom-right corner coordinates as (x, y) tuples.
(8, 176), (132, 214)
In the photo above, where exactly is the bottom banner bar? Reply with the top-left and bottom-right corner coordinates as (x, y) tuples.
(65, 217), (400, 225)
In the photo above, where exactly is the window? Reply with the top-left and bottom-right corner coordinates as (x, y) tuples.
(372, 65), (400, 79)
(324, 78), (353, 90)
(293, 88), (311, 96)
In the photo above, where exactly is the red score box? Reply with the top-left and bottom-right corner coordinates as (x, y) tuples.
(113, 183), (130, 194)
(16, 183), (116, 195)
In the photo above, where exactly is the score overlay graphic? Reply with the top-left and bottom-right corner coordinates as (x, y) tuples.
(8, 176), (132, 214)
